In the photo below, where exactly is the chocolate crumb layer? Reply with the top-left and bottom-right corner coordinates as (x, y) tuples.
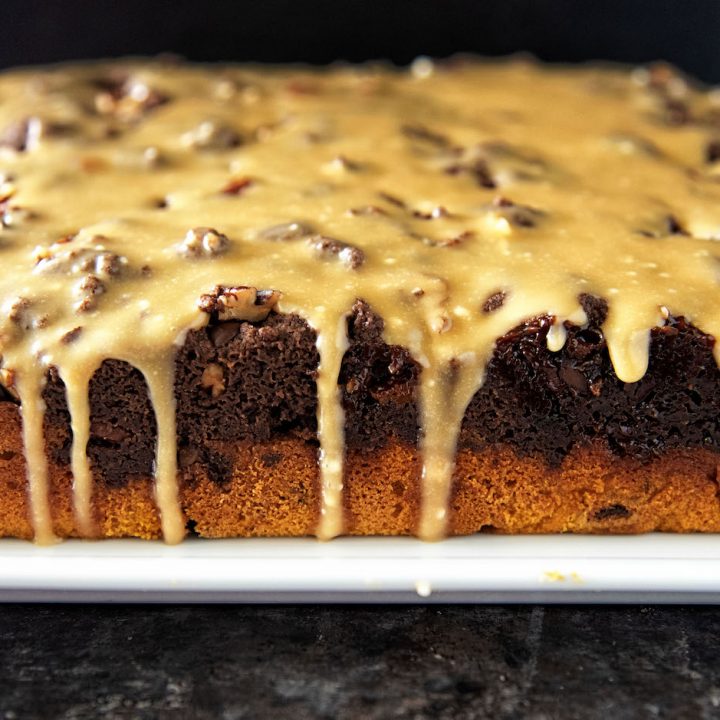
(28, 295), (720, 488)
(462, 295), (720, 465)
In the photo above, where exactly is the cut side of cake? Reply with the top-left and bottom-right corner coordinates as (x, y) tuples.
(1, 57), (720, 542)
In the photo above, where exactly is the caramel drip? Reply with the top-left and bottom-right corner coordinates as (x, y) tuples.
(15, 368), (57, 545)
(2, 58), (720, 542)
(138, 352), (185, 544)
(314, 310), (350, 540)
(418, 357), (484, 540)
(61, 363), (98, 536)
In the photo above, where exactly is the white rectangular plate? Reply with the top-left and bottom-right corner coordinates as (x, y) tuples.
(1, 534), (719, 603)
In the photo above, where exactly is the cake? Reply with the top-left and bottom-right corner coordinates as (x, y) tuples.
(1, 56), (720, 543)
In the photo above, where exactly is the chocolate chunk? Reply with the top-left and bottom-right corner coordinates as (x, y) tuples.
(594, 504), (632, 520)
(178, 445), (200, 469)
(559, 363), (589, 394)
(261, 451), (282, 468)
(209, 322), (241, 347)
(665, 214), (688, 236)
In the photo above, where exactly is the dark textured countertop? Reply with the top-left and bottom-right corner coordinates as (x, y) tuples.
(0, 604), (716, 719)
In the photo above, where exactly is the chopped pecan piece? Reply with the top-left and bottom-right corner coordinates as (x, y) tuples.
(60, 326), (83, 344)
(177, 227), (230, 258)
(0, 367), (18, 400)
(142, 146), (163, 167)
(638, 214), (689, 238)
(307, 235), (365, 269)
(200, 363), (226, 398)
(445, 157), (496, 189)
(1, 205), (34, 228)
(181, 121), (242, 150)
(6, 297), (31, 326)
(95, 252), (120, 276)
(413, 206), (450, 220)
(489, 196), (543, 227)
(415, 230), (473, 248)
(221, 177), (253, 195)
(258, 222), (313, 241)
(329, 155), (362, 171)
(285, 79), (320, 95)
(607, 133), (662, 157)
(633, 63), (688, 95)
(94, 75), (169, 122)
(400, 123), (450, 148)
(477, 141), (550, 184)
(198, 285), (281, 322)
(347, 205), (387, 217)
(0, 117), (43, 152)
(378, 192), (407, 209)
(632, 64), (693, 127)
(33, 237), (127, 279)
(5, 297), (47, 330)
(661, 98), (691, 126)
(73, 274), (106, 313)
(412, 274), (451, 333)
(482, 290), (507, 313)
(436, 230), (473, 248)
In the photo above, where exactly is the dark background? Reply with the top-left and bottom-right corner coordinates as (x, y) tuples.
(2, 0), (720, 82)
(2, 3), (720, 718)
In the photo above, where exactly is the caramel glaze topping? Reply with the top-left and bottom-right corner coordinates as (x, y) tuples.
(2, 57), (720, 543)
